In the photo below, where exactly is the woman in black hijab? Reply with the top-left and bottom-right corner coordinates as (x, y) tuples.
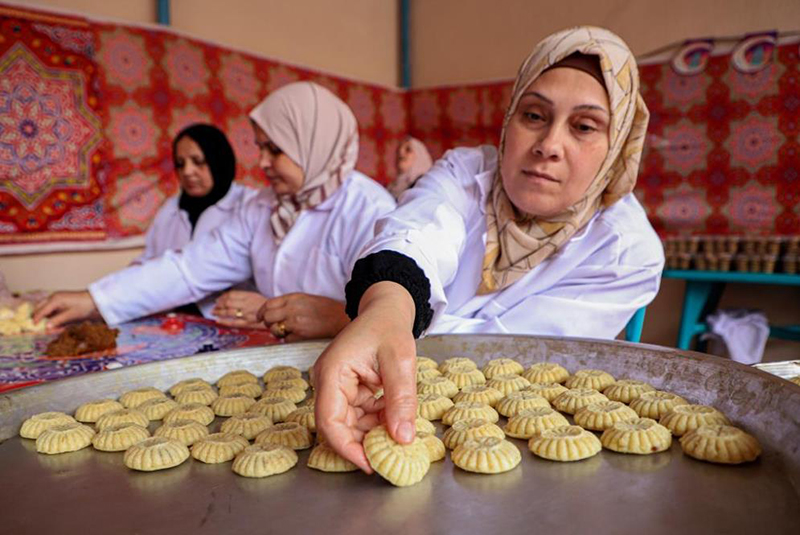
(132, 123), (259, 317)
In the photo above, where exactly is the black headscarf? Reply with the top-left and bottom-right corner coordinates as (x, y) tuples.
(174, 123), (237, 232)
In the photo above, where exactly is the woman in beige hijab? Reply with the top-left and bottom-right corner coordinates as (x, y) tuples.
(35, 82), (396, 340)
(387, 136), (434, 199)
(312, 27), (665, 471)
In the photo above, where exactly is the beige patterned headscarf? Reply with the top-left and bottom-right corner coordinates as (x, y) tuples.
(249, 82), (359, 243)
(478, 26), (650, 294)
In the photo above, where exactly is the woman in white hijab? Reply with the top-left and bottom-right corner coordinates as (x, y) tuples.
(387, 137), (433, 199)
(35, 82), (396, 340)
(313, 27), (664, 471)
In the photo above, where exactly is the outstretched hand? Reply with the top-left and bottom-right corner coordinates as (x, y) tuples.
(313, 282), (418, 471)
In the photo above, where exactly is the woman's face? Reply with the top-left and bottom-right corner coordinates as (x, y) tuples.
(396, 139), (416, 174)
(500, 67), (610, 218)
(175, 137), (214, 197)
(253, 123), (305, 196)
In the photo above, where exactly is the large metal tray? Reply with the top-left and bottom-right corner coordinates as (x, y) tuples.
(1, 335), (798, 535)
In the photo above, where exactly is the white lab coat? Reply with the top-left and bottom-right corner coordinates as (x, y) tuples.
(90, 172), (396, 325)
(361, 146), (665, 339)
(130, 182), (259, 318)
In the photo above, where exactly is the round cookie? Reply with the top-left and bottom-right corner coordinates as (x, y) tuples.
(417, 377), (459, 399)
(307, 443), (359, 472)
(601, 418), (672, 454)
(175, 385), (219, 406)
(164, 403), (215, 426)
(268, 377), (309, 391)
(415, 356), (439, 371)
(528, 425), (601, 462)
(36, 422), (95, 454)
(453, 385), (504, 408)
(247, 397), (297, 423)
(504, 407), (570, 439)
(417, 367), (442, 382)
(417, 432), (446, 462)
(221, 413), (273, 440)
(443, 365), (486, 389)
(417, 393), (454, 420)
(523, 382), (569, 402)
(363, 425), (431, 487)
(262, 365), (302, 383)
(452, 437), (521, 474)
(659, 405), (730, 436)
(154, 420), (209, 446)
(603, 379), (654, 404)
(119, 387), (166, 409)
(92, 424), (150, 452)
(191, 433), (249, 463)
(630, 391), (689, 420)
(137, 398), (179, 421)
(439, 357), (477, 374)
(217, 370), (258, 388)
(96, 409), (149, 431)
(574, 401), (638, 431)
(565, 369), (616, 391)
(415, 417), (436, 435)
(442, 418), (505, 450)
(20, 412), (77, 439)
(74, 400), (124, 423)
(285, 406), (316, 433)
(679, 425), (761, 464)
(482, 358), (524, 379)
(485, 374), (531, 396)
(552, 388), (609, 415)
(220, 381), (263, 398)
(442, 401), (499, 426)
(169, 378), (213, 397)
(232, 444), (298, 477)
(212, 394), (257, 417)
(496, 391), (550, 417)
(522, 363), (570, 385)
(255, 422), (313, 450)
(262, 384), (307, 404)
(124, 437), (189, 471)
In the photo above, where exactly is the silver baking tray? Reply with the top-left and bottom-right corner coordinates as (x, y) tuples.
(1, 335), (798, 535)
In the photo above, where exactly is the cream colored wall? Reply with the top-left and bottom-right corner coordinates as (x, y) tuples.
(410, 0), (800, 86)
(0, 249), (143, 292)
(171, 0), (398, 87)
(25, 0), (156, 23)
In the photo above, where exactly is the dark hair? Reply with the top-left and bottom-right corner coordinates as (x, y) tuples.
(173, 123), (237, 230)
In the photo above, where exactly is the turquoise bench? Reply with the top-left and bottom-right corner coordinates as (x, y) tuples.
(663, 270), (800, 350)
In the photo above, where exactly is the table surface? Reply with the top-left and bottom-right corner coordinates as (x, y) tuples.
(0, 313), (278, 393)
(1, 336), (797, 535)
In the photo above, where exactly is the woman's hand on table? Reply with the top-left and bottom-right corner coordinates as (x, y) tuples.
(257, 293), (350, 341)
(312, 282), (418, 472)
(33, 290), (100, 329)
(212, 290), (268, 329)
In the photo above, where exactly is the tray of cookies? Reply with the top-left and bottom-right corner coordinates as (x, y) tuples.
(1, 335), (798, 535)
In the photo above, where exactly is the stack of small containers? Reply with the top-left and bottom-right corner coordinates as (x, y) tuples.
(662, 236), (799, 274)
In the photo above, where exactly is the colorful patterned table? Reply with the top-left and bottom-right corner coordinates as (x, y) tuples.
(0, 313), (279, 392)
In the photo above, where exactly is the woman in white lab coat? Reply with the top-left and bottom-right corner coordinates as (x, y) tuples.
(132, 123), (258, 319)
(34, 82), (396, 341)
(313, 27), (665, 471)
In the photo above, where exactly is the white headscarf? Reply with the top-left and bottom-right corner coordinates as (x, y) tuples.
(249, 82), (359, 243)
(387, 136), (433, 199)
